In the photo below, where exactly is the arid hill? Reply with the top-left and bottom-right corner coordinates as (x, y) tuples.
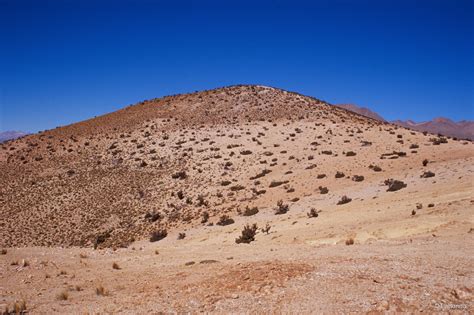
(1, 85), (381, 248)
(1, 85), (473, 313)
(0, 85), (470, 248)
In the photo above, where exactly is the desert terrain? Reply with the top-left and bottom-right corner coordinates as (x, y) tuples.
(1, 85), (473, 313)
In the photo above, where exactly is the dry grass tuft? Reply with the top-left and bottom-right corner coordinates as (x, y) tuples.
(96, 285), (109, 296)
(4, 300), (27, 314)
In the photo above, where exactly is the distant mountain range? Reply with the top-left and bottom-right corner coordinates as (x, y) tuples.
(335, 104), (473, 140)
(392, 118), (474, 140)
(0, 131), (28, 143)
(335, 104), (386, 122)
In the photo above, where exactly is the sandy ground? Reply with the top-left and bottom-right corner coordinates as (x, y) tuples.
(2, 148), (473, 313)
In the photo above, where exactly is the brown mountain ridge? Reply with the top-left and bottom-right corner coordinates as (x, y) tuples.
(335, 103), (474, 140)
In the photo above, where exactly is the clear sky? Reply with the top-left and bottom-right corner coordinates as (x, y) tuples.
(1, 0), (473, 133)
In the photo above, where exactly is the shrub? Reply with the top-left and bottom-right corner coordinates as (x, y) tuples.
(319, 186), (329, 194)
(352, 175), (364, 182)
(372, 165), (382, 172)
(430, 137), (448, 145)
(420, 171), (435, 178)
(171, 171), (187, 179)
(337, 196), (352, 205)
(317, 174), (326, 179)
(261, 223), (271, 234)
(345, 238), (354, 245)
(196, 195), (208, 207)
(112, 262), (120, 270)
(242, 206), (259, 216)
(422, 159), (429, 166)
(307, 208), (319, 218)
(150, 229), (168, 242)
(145, 211), (161, 223)
(230, 184), (245, 191)
(249, 169), (271, 180)
(369, 164), (382, 172)
(385, 179), (407, 192)
(269, 180), (289, 188)
(201, 211), (209, 223)
(335, 171), (345, 178)
(216, 215), (234, 226)
(274, 200), (289, 215)
(57, 291), (69, 301)
(178, 232), (186, 240)
(94, 231), (111, 249)
(235, 224), (258, 244)
(346, 151), (356, 157)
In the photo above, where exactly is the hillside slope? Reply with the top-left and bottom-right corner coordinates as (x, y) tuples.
(0, 85), (472, 249)
(1, 85), (474, 313)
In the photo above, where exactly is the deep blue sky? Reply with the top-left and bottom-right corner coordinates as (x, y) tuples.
(1, 0), (473, 133)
